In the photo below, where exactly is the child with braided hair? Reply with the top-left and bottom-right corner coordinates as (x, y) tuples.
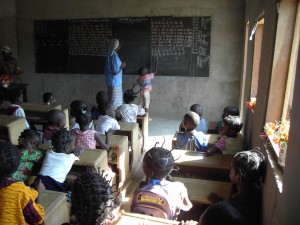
(71, 170), (121, 225)
(132, 146), (192, 219)
(11, 129), (44, 184)
(38, 129), (83, 192)
(0, 140), (45, 224)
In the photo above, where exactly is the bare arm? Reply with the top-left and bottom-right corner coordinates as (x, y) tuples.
(205, 145), (222, 156)
(94, 132), (110, 151)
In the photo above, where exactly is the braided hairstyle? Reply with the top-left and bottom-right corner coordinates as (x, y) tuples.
(232, 148), (266, 186)
(143, 147), (175, 180)
(72, 171), (118, 225)
(18, 129), (40, 148)
(52, 129), (74, 153)
(0, 140), (21, 179)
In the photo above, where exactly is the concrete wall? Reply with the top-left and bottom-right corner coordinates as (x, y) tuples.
(14, 0), (244, 120)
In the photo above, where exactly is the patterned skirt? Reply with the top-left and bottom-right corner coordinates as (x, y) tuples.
(108, 86), (123, 109)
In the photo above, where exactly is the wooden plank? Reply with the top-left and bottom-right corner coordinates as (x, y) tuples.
(174, 177), (231, 205)
(0, 115), (26, 144)
(137, 113), (149, 152)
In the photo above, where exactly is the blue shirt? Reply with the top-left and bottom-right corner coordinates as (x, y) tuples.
(176, 131), (208, 151)
(104, 51), (122, 87)
(196, 117), (209, 134)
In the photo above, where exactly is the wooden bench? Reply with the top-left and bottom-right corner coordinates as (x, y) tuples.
(99, 134), (129, 189)
(137, 113), (149, 152)
(114, 122), (141, 171)
(0, 115), (26, 144)
(114, 211), (180, 225)
(174, 177), (232, 205)
(40, 190), (70, 225)
(171, 150), (233, 181)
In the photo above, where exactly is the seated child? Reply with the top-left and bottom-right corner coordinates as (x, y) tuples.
(180, 104), (209, 134)
(43, 92), (56, 105)
(95, 102), (120, 134)
(42, 109), (66, 144)
(206, 115), (244, 156)
(218, 106), (240, 132)
(70, 100), (94, 130)
(198, 202), (247, 225)
(11, 129), (44, 184)
(137, 66), (155, 113)
(38, 129), (83, 192)
(91, 91), (109, 120)
(72, 111), (111, 150)
(208, 148), (266, 225)
(131, 147), (193, 219)
(115, 86), (145, 123)
(0, 140), (45, 224)
(6, 88), (30, 128)
(176, 111), (208, 151)
(71, 170), (121, 225)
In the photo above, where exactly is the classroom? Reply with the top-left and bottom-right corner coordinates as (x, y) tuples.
(0, 0), (300, 224)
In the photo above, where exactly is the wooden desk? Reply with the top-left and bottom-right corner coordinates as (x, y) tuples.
(172, 133), (220, 150)
(114, 122), (141, 171)
(40, 190), (69, 225)
(171, 150), (233, 181)
(137, 113), (149, 152)
(0, 115), (26, 144)
(99, 134), (129, 189)
(174, 177), (231, 205)
(39, 144), (109, 171)
(114, 211), (180, 225)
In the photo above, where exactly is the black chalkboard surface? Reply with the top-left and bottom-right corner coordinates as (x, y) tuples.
(35, 17), (211, 77)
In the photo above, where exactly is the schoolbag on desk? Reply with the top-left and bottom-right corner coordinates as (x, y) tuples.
(130, 183), (175, 220)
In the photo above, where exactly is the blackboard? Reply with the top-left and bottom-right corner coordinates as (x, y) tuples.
(35, 17), (211, 77)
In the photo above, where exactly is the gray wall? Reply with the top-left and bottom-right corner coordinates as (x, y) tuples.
(15, 0), (244, 120)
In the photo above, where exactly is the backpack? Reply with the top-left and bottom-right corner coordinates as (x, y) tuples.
(130, 183), (175, 220)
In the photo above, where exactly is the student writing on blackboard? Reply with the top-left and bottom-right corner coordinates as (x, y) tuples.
(104, 39), (126, 109)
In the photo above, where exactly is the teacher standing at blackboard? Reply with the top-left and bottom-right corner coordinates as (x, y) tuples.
(104, 39), (126, 109)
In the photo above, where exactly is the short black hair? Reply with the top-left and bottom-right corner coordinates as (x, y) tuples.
(190, 104), (203, 117)
(18, 129), (40, 146)
(96, 91), (109, 105)
(46, 109), (65, 125)
(0, 140), (21, 178)
(98, 103), (113, 116)
(143, 147), (175, 180)
(200, 202), (247, 225)
(232, 148), (266, 186)
(6, 88), (23, 104)
(138, 66), (148, 76)
(75, 111), (92, 128)
(70, 100), (87, 117)
(184, 111), (200, 128)
(43, 92), (53, 104)
(72, 171), (117, 225)
(123, 89), (137, 104)
(224, 106), (240, 117)
(223, 115), (243, 135)
(52, 129), (74, 153)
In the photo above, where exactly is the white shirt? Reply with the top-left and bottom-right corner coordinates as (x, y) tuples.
(39, 150), (79, 183)
(11, 104), (30, 129)
(95, 115), (120, 134)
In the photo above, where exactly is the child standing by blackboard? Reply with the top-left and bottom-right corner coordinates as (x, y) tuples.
(137, 66), (154, 113)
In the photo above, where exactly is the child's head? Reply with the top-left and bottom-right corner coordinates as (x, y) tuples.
(199, 202), (247, 225)
(0, 140), (21, 179)
(138, 66), (148, 76)
(52, 129), (75, 153)
(123, 89), (138, 104)
(230, 148), (266, 186)
(75, 111), (92, 131)
(18, 129), (40, 150)
(72, 171), (119, 225)
(46, 109), (66, 128)
(96, 91), (109, 105)
(190, 104), (204, 118)
(183, 111), (200, 132)
(70, 100), (87, 118)
(43, 92), (55, 105)
(98, 103), (115, 118)
(7, 88), (23, 104)
(221, 115), (243, 137)
(143, 147), (175, 181)
(222, 106), (240, 119)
